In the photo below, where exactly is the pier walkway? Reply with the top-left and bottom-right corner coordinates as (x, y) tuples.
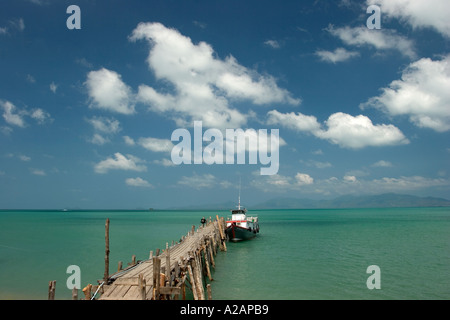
(78, 216), (227, 300)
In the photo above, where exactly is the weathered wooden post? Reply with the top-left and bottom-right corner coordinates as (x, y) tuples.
(152, 256), (161, 300)
(207, 284), (212, 300)
(165, 242), (171, 286)
(138, 273), (146, 300)
(82, 284), (92, 300)
(48, 280), (56, 300)
(103, 218), (110, 282)
(72, 287), (78, 300)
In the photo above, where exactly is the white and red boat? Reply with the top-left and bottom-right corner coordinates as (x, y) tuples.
(225, 194), (259, 242)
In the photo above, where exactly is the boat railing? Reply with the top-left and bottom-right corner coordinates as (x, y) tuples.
(226, 216), (258, 223)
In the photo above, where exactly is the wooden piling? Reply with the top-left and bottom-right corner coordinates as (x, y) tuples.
(72, 287), (78, 300)
(138, 274), (146, 300)
(152, 256), (161, 300)
(104, 218), (110, 282)
(207, 284), (212, 300)
(82, 284), (92, 300)
(48, 280), (56, 300)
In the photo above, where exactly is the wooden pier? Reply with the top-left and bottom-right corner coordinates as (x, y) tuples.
(52, 215), (228, 300)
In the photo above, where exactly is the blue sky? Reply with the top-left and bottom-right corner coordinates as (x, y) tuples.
(1, 0), (449, 209)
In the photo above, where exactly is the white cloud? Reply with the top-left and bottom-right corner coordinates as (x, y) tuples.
(90, 133), (109, 145)
(362, 55), (450, 132)
(86, 116), (121, 134)
(372, 160), (393, 167)
(343, 175), (357, 183)
(50, 82), (57, 93)
(264, 40), (281, 49)
(138, 137), (174, 152)
(19, 155), (31, 162)
(295, 172), (314, 185)
(315, 47), (360, 63)
(177, 173), (217, 189)
(367, 0), (450, 37)
(267, 110), (321, 132)
(1, 100), (25, 127)
(327, 25), (416, 59)
(31, 169), (46, 176)
(30, 108), (52, 125)
(316, 112), (409, 149)
(26, 74), (36, 83)
(252, 172), (449, 196)
(85, 68), (135, 115)
(86, 116), (121, 145)
(251, 172), (314, 191)
(0, 18), (25, 35)
(123, 136), (135, 146)
(153, 158), (175, 167)
(267, 110), (409, 149)
(130, 22), (299, 128)
(125, 177), (152, 188)
(94, 153), (147, 174)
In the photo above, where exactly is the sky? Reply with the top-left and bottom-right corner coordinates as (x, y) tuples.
(0, 0), (449, 209)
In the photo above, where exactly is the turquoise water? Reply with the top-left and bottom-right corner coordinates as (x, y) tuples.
(0, 207), (449, 300)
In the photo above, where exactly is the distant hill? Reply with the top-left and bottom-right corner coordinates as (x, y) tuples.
(165, 193), (450, 210)
(253, 193), (450, 209)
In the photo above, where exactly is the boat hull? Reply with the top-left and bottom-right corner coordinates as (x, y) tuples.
(225, 224), (258, 242)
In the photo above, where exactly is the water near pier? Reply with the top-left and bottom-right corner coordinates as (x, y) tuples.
(0, 207), (449, 300)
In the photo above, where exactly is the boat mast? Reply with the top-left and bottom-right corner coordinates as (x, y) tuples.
(238, 177), (241, 210)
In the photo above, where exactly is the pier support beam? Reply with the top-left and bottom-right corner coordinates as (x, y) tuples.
(103, 218), (110, 282)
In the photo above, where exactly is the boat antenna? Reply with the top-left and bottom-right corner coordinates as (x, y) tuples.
(238, 177), (241, 210)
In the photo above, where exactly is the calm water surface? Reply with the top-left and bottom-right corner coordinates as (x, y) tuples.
(0, 207), (449, 300)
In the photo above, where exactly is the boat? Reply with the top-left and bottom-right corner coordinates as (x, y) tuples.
(225, 187), (259, 242)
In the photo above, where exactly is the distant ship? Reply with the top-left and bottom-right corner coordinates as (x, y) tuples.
(225, 185), (259, 242)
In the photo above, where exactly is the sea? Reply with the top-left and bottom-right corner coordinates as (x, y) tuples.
(0, 207), (449, 300)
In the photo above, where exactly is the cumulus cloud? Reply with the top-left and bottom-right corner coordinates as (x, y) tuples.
(267, 110), (409, 149)
(1, 100), (52, 128)
(86, 116), (121, 145)
(125, 177), (152, 187)
(362, 55), (450, 132)
(326, 25), (416, 59)
(123, 136), (135, 146)
(94, 153), (146, 174)
(295, 172), (314, 185)
(1, 100), (25, 127)
(130, 22), (299, 128)
(138, 137), (174, 152)
(316, 112), (410, 149)
(30, 108), (52, 124)
(85, 68), (135, 115)
(367, 0), (450, 38)
(315, 47), (360, 63)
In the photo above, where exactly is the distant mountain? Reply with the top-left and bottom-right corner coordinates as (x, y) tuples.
(252, 193), (450, 209)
